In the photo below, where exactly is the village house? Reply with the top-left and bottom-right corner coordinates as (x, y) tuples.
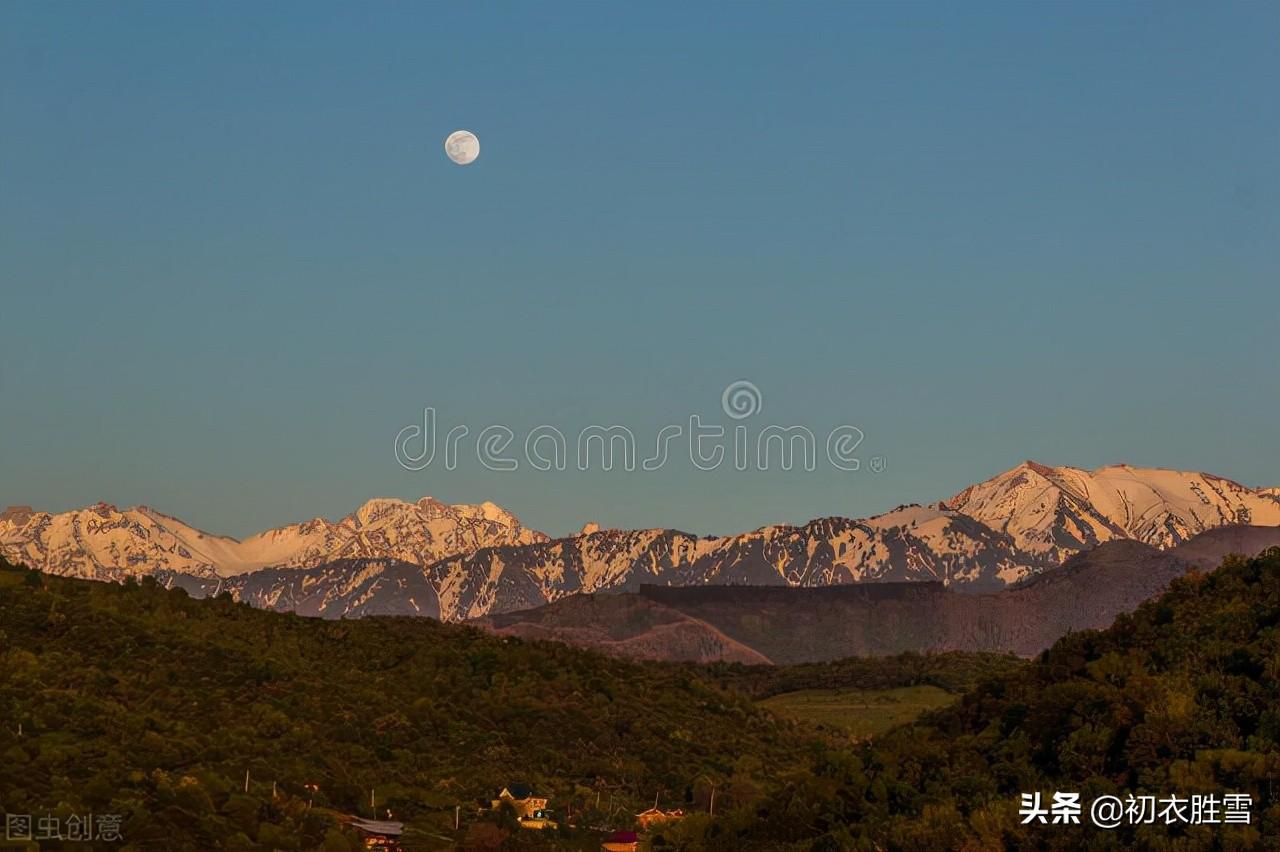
(490, 783), (548, 819)
(635, 806), (685, 829)
(348, 817), (404, 851)
(517, 810), (558, 831)
(490, 783), (558, 828)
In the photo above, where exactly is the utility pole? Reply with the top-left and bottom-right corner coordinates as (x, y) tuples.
(709, 783), (715, 817)
(370, 788), (376, 814)
(454, 805), (460, 831)
(244, 770), (250, 793)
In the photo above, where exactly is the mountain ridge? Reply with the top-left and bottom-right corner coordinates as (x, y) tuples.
(0, 496), (545, 581)
(5, 461), (1278, 622)
(477, 526), (1280, 662)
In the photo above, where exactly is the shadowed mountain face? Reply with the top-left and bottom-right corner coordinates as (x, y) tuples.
(476, 528), (1280, 663)
(478, 592), (772, 665)
(159, 558), (442, 620)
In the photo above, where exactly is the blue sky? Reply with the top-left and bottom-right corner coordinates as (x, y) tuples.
(2, 2), (1277, 539)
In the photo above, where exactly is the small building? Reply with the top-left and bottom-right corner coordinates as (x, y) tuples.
(636, 807), (685, 829)
(491, 784), (549, 819)
(349, 818), (404, 850)
(518, 807), (559, 831)
(602, 830), (638, 852)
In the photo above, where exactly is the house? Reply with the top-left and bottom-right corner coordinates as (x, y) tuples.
(349, 818), (404, 851)
(517, 808), (559, 831)
(491, 784), (548, 819)
(601, 830), (638, 852)
(636, 807), (685, 829)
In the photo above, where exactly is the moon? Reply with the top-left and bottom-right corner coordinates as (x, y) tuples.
(444, 130), (480, 165)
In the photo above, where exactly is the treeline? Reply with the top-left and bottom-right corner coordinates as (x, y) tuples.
(6, 549), (1280, 850)
(664, 550), (1280, 850)
(0, 555), (822, 850)
(702, 651), (1025, 700)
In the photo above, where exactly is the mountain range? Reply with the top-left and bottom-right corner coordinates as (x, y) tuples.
(0, 497), (543, 581)
(479, 525), (1280, 663)
(4, 461), (1278, 623)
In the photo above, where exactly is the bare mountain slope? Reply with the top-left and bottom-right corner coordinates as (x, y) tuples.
(479, 593), (772, 665)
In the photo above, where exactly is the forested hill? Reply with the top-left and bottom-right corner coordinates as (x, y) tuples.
(719, 549), (1280, 850)
(6, 549), (1280, 850)
(0, 555), (825, 849)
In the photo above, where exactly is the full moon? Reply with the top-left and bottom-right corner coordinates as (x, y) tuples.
(444, 130), (480, 165)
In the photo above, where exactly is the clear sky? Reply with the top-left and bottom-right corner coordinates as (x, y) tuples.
(2, 2), (1278, 539)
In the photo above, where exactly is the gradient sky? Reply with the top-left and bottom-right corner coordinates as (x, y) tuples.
(2, 2), (1278, 540)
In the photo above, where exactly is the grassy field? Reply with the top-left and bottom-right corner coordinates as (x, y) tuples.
(758, 684), (957, 738)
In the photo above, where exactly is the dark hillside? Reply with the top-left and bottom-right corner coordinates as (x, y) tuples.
(0, 556), (819, 850)
(691, 548), (1280, 849)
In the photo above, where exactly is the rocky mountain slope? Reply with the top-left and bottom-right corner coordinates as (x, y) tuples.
(424, 504), (1039, 621)
(159, 558), (443, 620)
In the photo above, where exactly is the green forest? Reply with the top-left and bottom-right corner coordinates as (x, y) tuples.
(732, 551), (1280, 851)
(3, 549), (1280, 850)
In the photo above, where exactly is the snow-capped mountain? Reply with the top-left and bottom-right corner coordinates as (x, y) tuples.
(4, 461), (1278, 622)
(159, 558), (442, 620)
(151, 505), (1032, 622)
(424, 504), (1037, 621)
(479, 526), (1280, 663)
(945, 462), (1280, 563)
(0, 497), (545, 581)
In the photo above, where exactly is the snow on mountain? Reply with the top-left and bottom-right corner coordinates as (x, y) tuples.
(5, 461), (1278, 623)
(945, 462), (1280, 563)
(156, 506), (1031, 623)
(0, 497), (545, 581)
(421, 505), (1037, 621)
(158, 558), (442, 620)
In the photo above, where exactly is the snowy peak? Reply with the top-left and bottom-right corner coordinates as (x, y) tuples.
(946, 461), (1280, 561)
(0, 496), (545, 580)
(0, 502), (241, 582)
(5, 461), (1278, 623)
(420, 505), (1036, 621)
